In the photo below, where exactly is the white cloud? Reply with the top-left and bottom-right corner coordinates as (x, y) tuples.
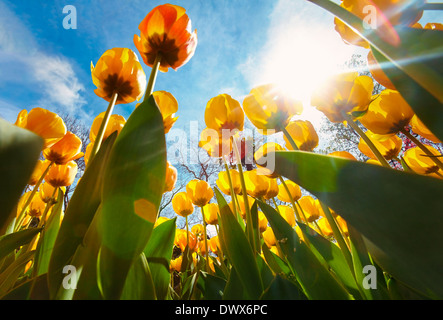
(0, 1), (88, 122)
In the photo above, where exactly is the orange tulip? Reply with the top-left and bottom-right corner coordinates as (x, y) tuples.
(174, 229), (197, 252)
(91, 48), (147, 104)
(164, 161), (178, 193)
(152, 91), (179, 133)
(277, 180), (302, 203)
(358, 131), (402, 161)
(328, 151), (357, 161)
(43, 131), (83, 165)
(28, 160), (51, 186)
(278, 205), (296, 228)
(170, 256), (182, 272)
(284, 120), (319, 151)
(186, 179), (213, 207)
(208, 236), (220, 255)
(403, 146), (443, 179)
(15, 108), (66, 148)
(40, 182), (64, 203)
(89, 112), (126, 143)
(46, 161), (78, 187)
(367, 50), (396, 90)
(410, 115), (441, 144)
(204, 94), (244, 133)
(134, 4), (198, 72)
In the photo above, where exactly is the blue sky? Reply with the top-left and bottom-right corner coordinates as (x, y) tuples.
(0, 0), (442, 134)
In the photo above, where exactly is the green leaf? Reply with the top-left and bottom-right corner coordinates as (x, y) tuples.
(0, 118), (43, 233)
(258, 200), (352, 300)
(47, 132), (116, 299)
(272, 150), (443, 298)
(97, 95), (167, 299)
(260, 275), (305, 300)
(121, 253), (156, 300)
(0, 228), (42, 261)
(222, 268), (244, 300)
(197, 272), (226, 300)
(215, 188), (263, 299)
(297, 223), (361, 299)
(143, 217), (177, 300)
(0, 250), (34, 297)
(33, 188), (64, 276)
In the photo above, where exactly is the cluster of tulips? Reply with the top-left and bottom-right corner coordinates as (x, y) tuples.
(1, 0), (442, 300)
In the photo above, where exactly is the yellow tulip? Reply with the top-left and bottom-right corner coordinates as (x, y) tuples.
(134, 4), (197, 72)
(358, 131), (402, 161)
(359, 90), (414, 136)
(204, 94), (244, 133)
(174, 229), (197, 252)
(229, 195), (254, 219)
(317, 218), (333, 237)
(152, 91), (179, 133)
(15, 108), (66, 148)
(298, 196), (320, 223)
(46, 161), (78, 187)
(208, 236), (220, 256)
(89, 112), (126, 143)
(254, 142), (284, 178)
(186, 179), (213, 207)
(278, 205), (296, 228)
(367, 49), (396, 90)
(27, 195), (46, 218)
(172, 192), (194, 217)
(170, 256), (182, 273)
(154, 216), (170, 228)
(264, 178), (279, 200)
(43, 131), (83, 165)
(258, 211), (268, 233)
(216, 169), (241, 196)
(328, 151), (357, 160)
(191, 224), (205, 241)
(40, 182), (65, 203)
(243, 84), (303, 133)
(91, 47), (147, 104)
(336, 216), (349, 237)
(284, 120), (319, 151)
(410, 115), (441, 144)
(263, 227), (277, 248)
(164, 161), (178, 193)
(243, 169), (269, 199)
(277, 180), (301, 203)
(403, 146), (442, 179)
(203, 203), (219, 225)
(199, 127), (232, 158)
(311, 72), (374, 123)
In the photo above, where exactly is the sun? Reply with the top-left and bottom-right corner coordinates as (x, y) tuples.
(256, 24), (359, 127)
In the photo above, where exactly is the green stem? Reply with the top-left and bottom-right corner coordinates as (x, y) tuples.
(37, 187), (59, 229)
(144, 53), (163, 100)
(88, 92), (118, 166)
(232, 136), (255, 253)
(15, 161), (54, 232)
(223, 158), (240, 223)
(200, 206), (210, 273)
(401, 129), (443, 171)
(282, 127), (299, 150)
(272, 197), (280, 214)
(424, 3), (443, 11)
(345, 117), (391, 168)
(278, 176), (302, 222)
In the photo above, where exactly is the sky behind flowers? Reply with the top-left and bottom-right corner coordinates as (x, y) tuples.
(0, 0), (441, 132)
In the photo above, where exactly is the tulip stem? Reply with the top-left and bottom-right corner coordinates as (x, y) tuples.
(15, 161), (54, 232)
(200, 206), (210, 273)
(232, 136), (255, 253)
(145, 53), (162, 100)
(401, 129), (443, 171)
(345, 116), (391, 168)
(282, 127), (299, 150)
(88, 92), (118, 167)
(223, 158), (241, 224)
(278, 176), (302, 222)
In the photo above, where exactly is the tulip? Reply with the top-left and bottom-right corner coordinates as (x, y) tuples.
(186, 180), (213, 207)
(216, 169), (241, 196)
(358, 131), (402, 161)
(278, 205), (296, 228)
(89, 112), (126, 143)
(328, 151), (357, 160)
(403, 146), (443, 179)
(367, 50), (396, 90)
(264, 178), (279, 200)
(191, 224), (205, 241)
(40, 182), (65, 203)
(258, 211), (269, 233)
(317, 218), (333, 237)
(208, 236), (220, 256)
(43, 131), (83, 165)
(243, 169), (269, 199)
(263, 227), (277, 248)
(28, 160), (51, 186)
(91, 48), (146, 104)
(152, 91), (179, 133)
(298, 196), (320, 223)
(154, 216), (170, 228)
(174, 229), (197, 252)
(410, 115), (441, 144)
(172, 192), (194, 217)
(243, 84), (302, 134)
(336, 216), (349, 237)
(277, 180), (301, 203)
(170, 256), (182, 273)
(229, 195), (254, 220)
(203, 203), (219, 225)
(334, 0), (424, 48)
(164, 161), (178, 193)
(199, 127), (232, 158)
(46, 161), (78, 187)
(15, 108), (66, 148)
(359, 90), (414, 136)
(311, 72), (374, 123)
(204, 94), (244, 134)
(254, 142), (284, 178)
(284, 120), (319, 151)
(134, 4), (197, 73)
